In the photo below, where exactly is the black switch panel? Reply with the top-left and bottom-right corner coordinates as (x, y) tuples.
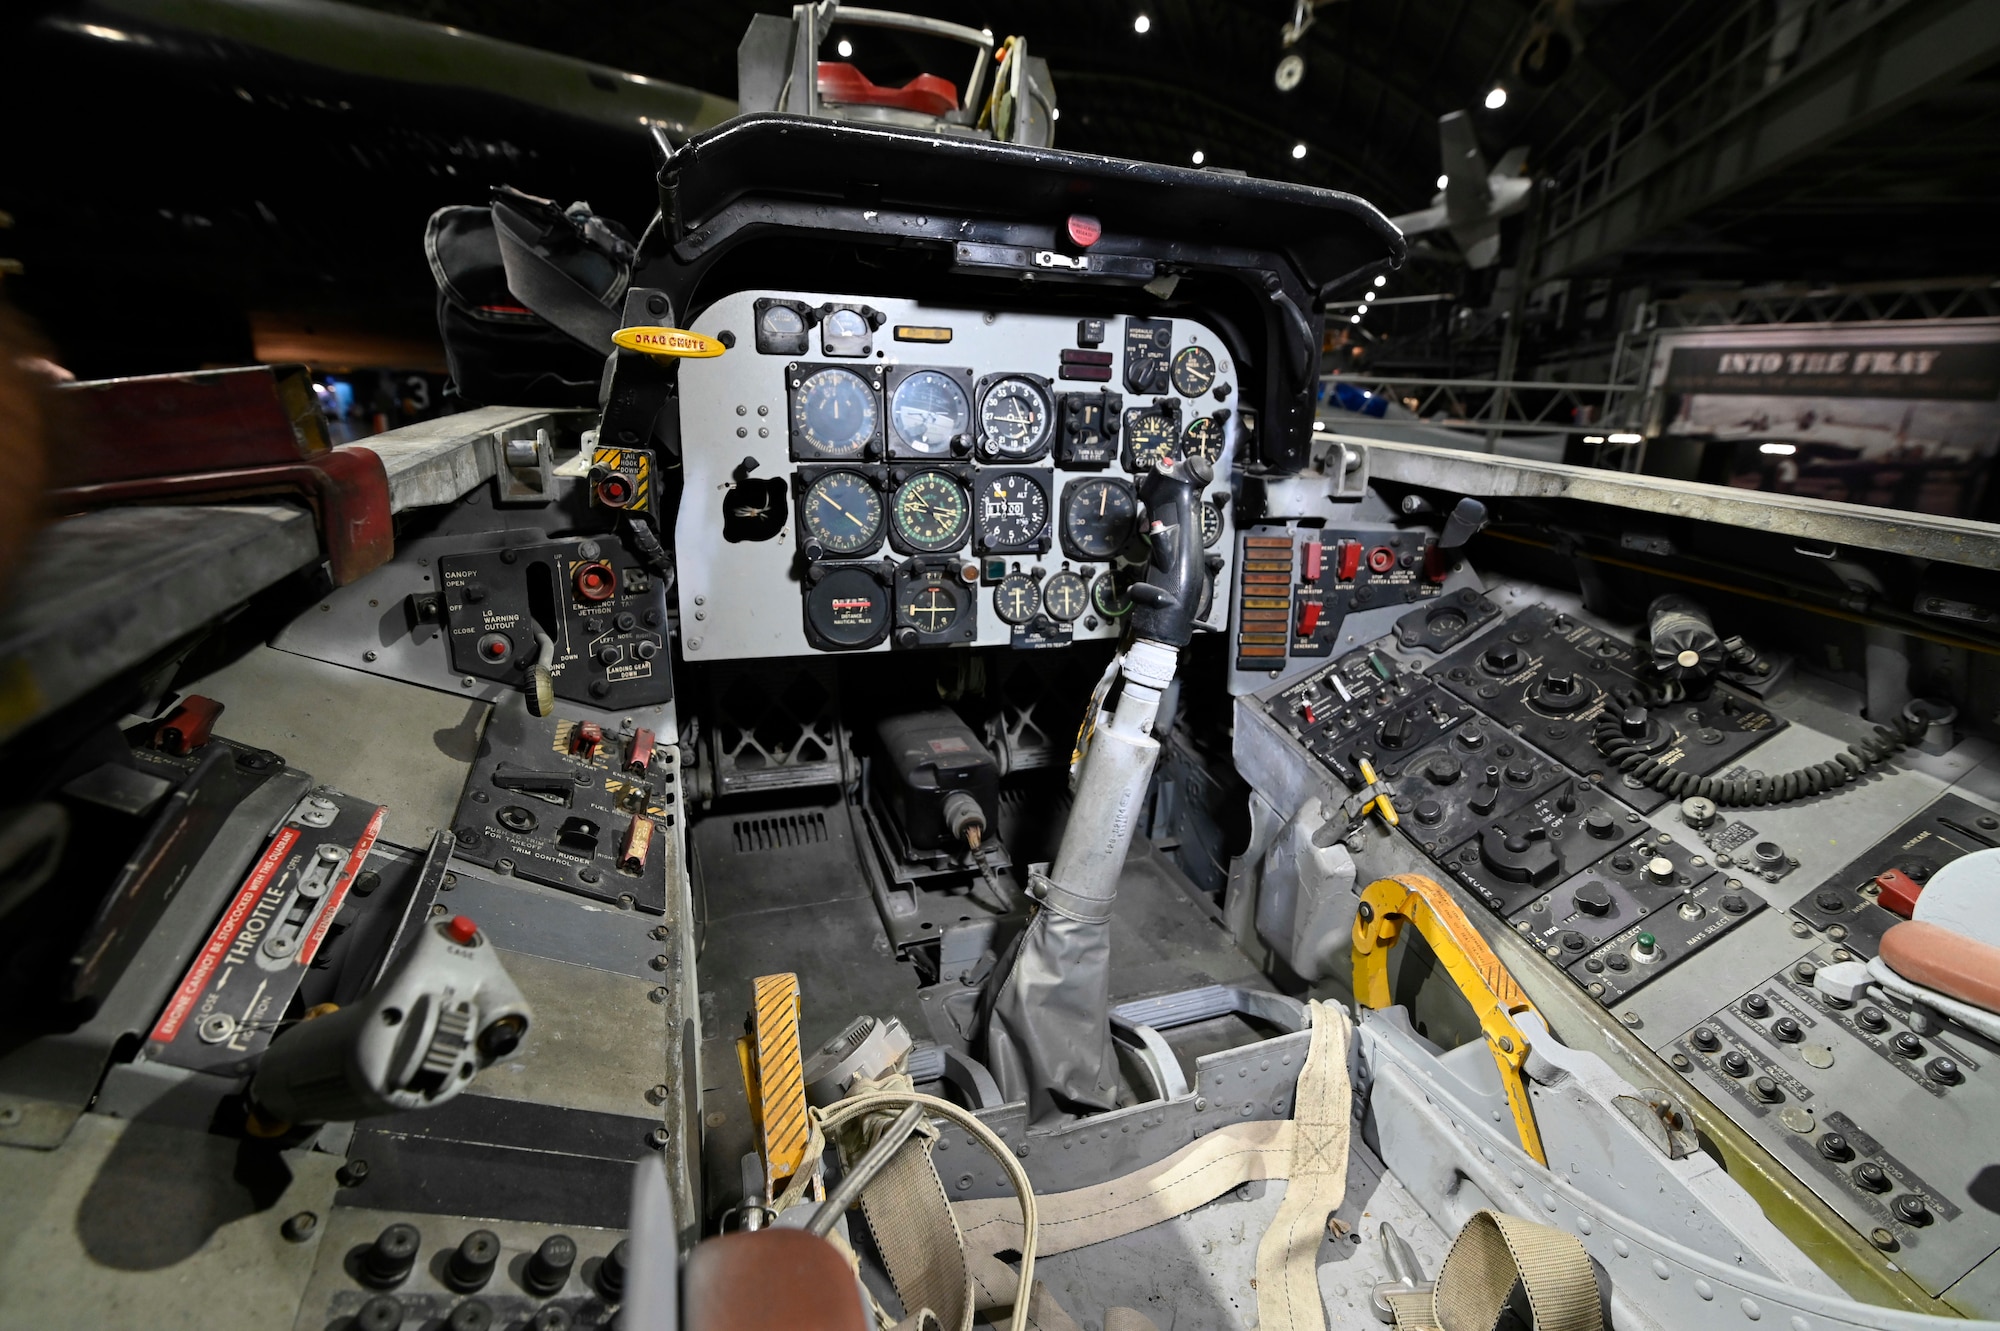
(1790, 792), (2000, 957)
(1567, 875), (1765, 1005)
(441, 535), (672, 708)
(1394, 717), (1565, 860)
(1441, 778), (1634, 916)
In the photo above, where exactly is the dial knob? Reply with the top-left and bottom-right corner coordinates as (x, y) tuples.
(1414, 798), (1443, 826)
(1583, 810), (1617, 839)
(1380, 712), (1413, 749)
(1424, 755), (1462, 785)
(1573, 881), (1614, 916)
(1620, 706), (1651, 738)
(447, 1229), (501, 1293)
(1482, 643), (1521, 674)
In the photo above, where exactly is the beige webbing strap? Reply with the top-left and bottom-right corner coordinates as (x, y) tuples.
(859, 1137), (975, 1331)
(1255, 1000), (1354, 1331)
(890, 1313), (943, 1331)
(1386, 1210), (1603, 1331)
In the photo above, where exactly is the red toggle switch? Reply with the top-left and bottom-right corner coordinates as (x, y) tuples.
(1296, 602), (1322, 636)
(1423, 540), (1450, 582)
(1336, 540), (1361, 581)
(1303, 541), (1323, 582)
(1875, 868), (1925, 918)
(1301, 702), (1318, 726)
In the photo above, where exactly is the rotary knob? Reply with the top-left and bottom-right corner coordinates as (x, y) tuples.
(447, 1229), (501, 1293)
(1424, 755), (1462, 785)
(522, 1234), (577, 1296)
(1414, 798), (1443, 826)
(1380, 712), (1413, 749)
(1619, 706), (1652, 739)
(1573, 881), (1614, 916)
(1817, 1132), (1854, 1162)
(1583, 809), (1617, 839)
(1481, 643), (1521, 674)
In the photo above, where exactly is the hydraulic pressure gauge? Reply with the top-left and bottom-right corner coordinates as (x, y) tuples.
(993, 572), (1041, 625)
(1182, 414), (1224, 465)
(889, 470), (971, 553)
(974, 471), (1050, 553)
(977, 375), (1054, 461)
(1121, 403), (1181, 472)
(790, 366), (878, 459)
(1042, 570), (1089, 623)
(799, 470), (884, 557)
(1092, 570), (1132, 619)
(890, 370), (971, 455)
(1200, 498), (1225, 549)
(1172, 344), (1217, 397)
(1059, 477), (1138, 562)
(820, 306), (873, 357)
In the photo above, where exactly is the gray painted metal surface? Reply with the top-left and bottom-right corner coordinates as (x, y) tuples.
(354, 407), (592, 513)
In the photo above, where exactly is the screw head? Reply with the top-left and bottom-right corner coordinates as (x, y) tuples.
(281, 1211), (319, 1242)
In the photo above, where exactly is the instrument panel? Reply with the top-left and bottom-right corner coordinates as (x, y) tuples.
(676, 293), (1244, 660)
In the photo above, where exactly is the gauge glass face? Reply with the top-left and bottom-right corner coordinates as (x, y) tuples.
(901, 572), (963, 634)
(1172, 345), (1217, 397)
(891, 371), (970, 454)
(792, 367), (876, 457)
(993, 572), (1041, 625)
(824, 309), (867, 340)
(800, 471), (883, 555)
(980, 378), (1052, 457)
(1123, 407), (1180, 472)
(1200, 499), (1224, 549)
(1042, 571), (1088, 622)
(1182, 415), (1224, 465)
(805, 566), (889, 648)
(891, 471), (970, 552)
(1092, 570), (1131, 618)
(976, 473), (1049, 550)
(1061, 478), (1137, 560)
(761, 305), (804, 338)
(822, 307), (871, 355)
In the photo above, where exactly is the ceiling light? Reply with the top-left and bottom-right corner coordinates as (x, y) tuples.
(836, 38), (852, 57)
(1192, 149), (1205, 165)
(1437, 173), (1449, 189)
(1051, 107), (1060, 120)
(1484, 86), (1508, 110)
(1365, 291), (1376, 301)
(1607, 431), (1642, 444)
(1134, 14), (1151, 33)
(1313, 419), (1327, 431)
(1373, 275), (1387, 287)
(1760, 442), (1798, 455)
(1350, 314), (1361, 324)
(1292, 142), (1307, 159)
(1583, 435), (1605, 444)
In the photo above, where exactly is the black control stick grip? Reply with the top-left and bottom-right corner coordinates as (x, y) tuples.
(1129, 456), (1213, 647)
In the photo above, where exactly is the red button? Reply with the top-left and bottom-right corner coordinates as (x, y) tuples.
(1066, 214), (1102, 247)
(445, 915), (480, 945)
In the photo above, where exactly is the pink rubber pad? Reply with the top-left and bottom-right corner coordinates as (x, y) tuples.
(1880, 919), (2000, 1016)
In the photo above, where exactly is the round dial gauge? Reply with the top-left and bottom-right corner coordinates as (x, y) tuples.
(1061, 478), (1138, 561)
(976, 472), (1049, 550)
(993, 572), (1041, 625)
(890, 471), (970, 552)
(1182, 415), (1224, 465)
(979, 377), (1053, 458)
(901, 570), (965, 635)
(1123, 407), (1180, 472)
(1092, 570), (1132, 619)
(891, 371), (970, 454)
(1172, 345), (1217, 397)
(824, 308), (868, 341)
(1042, 570), (1088, 622)
(791, 367), (876, 456)
(1199, 499), (1224, 549)
(804, 566), (890, 649)
(760, 304), (804, 339)
(800, 470), (883, 556)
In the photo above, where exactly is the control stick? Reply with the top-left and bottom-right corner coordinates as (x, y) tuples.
(984, 456), (1212, 1123)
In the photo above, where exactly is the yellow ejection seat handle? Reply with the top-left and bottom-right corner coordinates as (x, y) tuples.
(1350, 874), (1548, 1165)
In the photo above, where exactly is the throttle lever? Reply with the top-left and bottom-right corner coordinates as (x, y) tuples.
(1130, 455), (1214, 647)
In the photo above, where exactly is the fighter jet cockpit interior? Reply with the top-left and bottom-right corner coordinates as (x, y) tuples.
(2, 2), (1998, 1329)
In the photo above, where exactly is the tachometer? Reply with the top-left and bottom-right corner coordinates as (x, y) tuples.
(1172, 345), (1217, 397)
(790, 366), (877, 459)
(799, 470), (883, 557)
(978, 376), (1054, 461)
(1042, 570), (1088, 623)
(1182, 415), (1224, 465)
(1060, 477), (1138, 562)
(974, 471), (1050, 553)
(890, 370), (970, 455)
(890, 470), (970, 553)
(993, 572), (1041, 625)
(1121, 403), (1181, 472)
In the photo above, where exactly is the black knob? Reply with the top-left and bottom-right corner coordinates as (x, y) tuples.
(1455, 724), (1486, 750)
(361, 1223), (422, 1289)
(449, 1301), (495, 1331)
(1482, 643), (1521, 674)
(1611, 855), (1634, 873)
(1503, 762), (1535, 786)
(532, 1308), (573, 1331)
(1892, 1032), (1924, 1059)
(1854, 1162), (1891, 1193)
(1380, 713), (1412, 749)
(1856, 1007), (1888, 1033)
(447, 1229), (501, 1293)
(1573, 881), (1614, 917)
(614, 611), (637, 632)
(1415, 798), (1443, 826)
(1720, 894), (1748, 914)
(1813, 890), (1847, 914)
(1772, 1016), (1803, 1042)
(1424, 754), (1462, 784)
(1604, 952), (1631, 972)
(1720, 1051), (1750, 1077)
(1559, 930), (1589, 952)
(597, 1239), (630, 1300)
(598, 645), (621, 665)
(523, 1234), (576, 1296)
(1927, 1056), (1963, 1085)
(1583, 810), (1617, 839)
(635, 639), (659, 660)
(1619, 706), (1651, 738)
(1794, 961), (1818, 982)
(1894, 1195), (1933, 1226)
(356, 1295), (405, 1331)
(1817, 1132), (1853, 1162)
(1691, 1027), (1720, 1052)
(893, 626), (919, 649)
(1556, 783), (1577, 813)
(1742, 992), (1770, 1018)
(1751, 1076), (1782, 1103)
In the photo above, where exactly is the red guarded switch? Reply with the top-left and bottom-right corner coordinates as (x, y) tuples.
(625, 727), (656, 776)
(1423, 540), (1451, 583)
(571, 722), (605, 760)
(1336, 540), (1361, 581)
(1303, 541), (1323, 582)
(445, 915), (480, 945)
(1875, 868), (1925, 918)
(1296, 602), (1322, 637)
